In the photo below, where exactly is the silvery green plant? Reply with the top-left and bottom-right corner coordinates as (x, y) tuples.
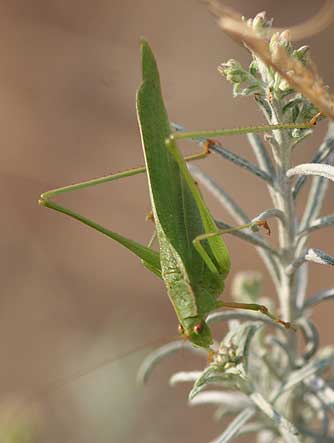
(138, 12), (334, 443)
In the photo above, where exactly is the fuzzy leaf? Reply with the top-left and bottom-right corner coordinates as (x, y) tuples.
(221, 322), (262, 373)
(276, 347), (334, 398)
(305, 288), (334, 308)
(305, 376), (334, 411)
(169, 371), (202, 386)
(287, 163), (334, 182)
(305, 248), (334, 266)
(209, 407), (255, 443)
(292, 122), (334, 199)
(250, 393), (301, 442)
(289, 249), (334, 274)
(188, 366), (243, 400)
(247, 132), (275, 176)
(189, 391), (251, 410)
(137, 341), (205, 384)
(189, 323), (262, 400)
(298, 318), (319, 362)
(205, 142), (272, 184)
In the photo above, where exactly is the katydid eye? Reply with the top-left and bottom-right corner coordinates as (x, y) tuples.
(193, 323), (203, 334)
(178, 324), (184, 335)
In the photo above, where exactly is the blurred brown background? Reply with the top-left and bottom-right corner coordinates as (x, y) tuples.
(1, 0), (333, 442)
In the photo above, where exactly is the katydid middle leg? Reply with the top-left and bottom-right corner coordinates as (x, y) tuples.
(193, 223), (293, 330)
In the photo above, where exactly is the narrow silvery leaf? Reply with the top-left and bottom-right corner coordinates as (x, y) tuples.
(266, 336), (295, 369)
(298, 318), (319, 362)
(257, 430), (277, 443)
(287, 163), (334, 182)
(304, 288), (334, 308)
(305, 376), (334, 411)
(169, 371), (202, 386)
(247, 132), (275, 176)
(295, 175), (329, 259)
(209, 142), (273, 184)
(215, 220), (278, 255)
(228, 319), (241, 332)
(171, 122), (186, 133)
(189, 391), (251, 410)
(305, 392), (330, 436)
(209, 407), (255, 443)
(275, 346), (334, 399)
(298, 177), (329, 232)
(297, 428), (334, 443)
(188, 367), (241, 400)
(254, 95), (273, 121)
(306, 249), (334, 266)
(299, 214), (334, 238)
(137, 341), (205, 384)
(238, 422), (266, 436)
(252, 208), (286, 225)
(250, 392), (301, 441)
(292, 122), (334, 199)
(221, 322), (262, 372)
(295, 263), (308, 310)
(264, 133), (280, 159)
(287, 249), (334, 275)
(207, 310), (284, 329)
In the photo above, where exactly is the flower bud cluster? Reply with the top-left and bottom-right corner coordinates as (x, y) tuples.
(219, 12), (320, 138)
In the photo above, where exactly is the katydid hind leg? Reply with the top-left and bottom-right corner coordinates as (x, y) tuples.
(40, 146), (209, 203)
(39, 146), (211, 277)
(217, 300), (294, 330)
(42, 199), (162, 277)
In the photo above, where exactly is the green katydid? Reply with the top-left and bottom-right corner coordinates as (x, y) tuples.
(39, 40), (315, 350)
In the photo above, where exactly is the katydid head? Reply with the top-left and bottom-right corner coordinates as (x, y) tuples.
(178, 318), (213, 349)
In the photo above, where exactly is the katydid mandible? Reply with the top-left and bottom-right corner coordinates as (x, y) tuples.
(40, 40), (314, 349)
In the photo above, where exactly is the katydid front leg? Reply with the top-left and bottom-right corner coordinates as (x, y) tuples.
(167, 119), (317, 144)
